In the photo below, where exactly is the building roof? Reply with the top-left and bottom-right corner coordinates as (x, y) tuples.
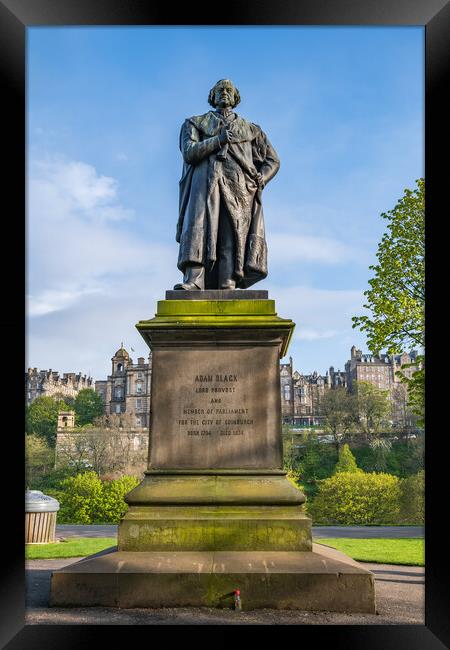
(114, 346), (130, 359)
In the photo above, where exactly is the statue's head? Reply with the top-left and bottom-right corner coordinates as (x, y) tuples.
(208, 79), (241, 109)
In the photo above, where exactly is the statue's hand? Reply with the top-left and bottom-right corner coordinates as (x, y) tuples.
(218, 126), (233, 145)
(255, 172), (265, 190)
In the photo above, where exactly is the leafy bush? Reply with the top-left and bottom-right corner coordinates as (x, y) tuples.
(56, 472), (104, 524)
(285, 469), (308, 512)
(334, 444), (362, 474)
(399, 470), (424, 524)
(55, 471), (140, 524)
(308, 471), (401, 525)
(101, 475), (140, 522)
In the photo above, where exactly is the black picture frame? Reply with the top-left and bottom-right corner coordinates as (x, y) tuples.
(2, 0), (448, 647)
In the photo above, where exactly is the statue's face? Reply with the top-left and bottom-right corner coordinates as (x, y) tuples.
(213, 81), (236, 108)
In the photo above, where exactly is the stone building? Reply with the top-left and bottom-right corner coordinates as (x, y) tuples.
(280, 359), (329, 427)
(344, 345), (419, 393)
(280, 358), (295, 420)
(328, 366), (348, 389)
(95, 346), (152, 429)
(26, 368), (93, 406)
(280, 346), (419, 428)
(392, 350), (420, 383)
(345, 346), (393, 392)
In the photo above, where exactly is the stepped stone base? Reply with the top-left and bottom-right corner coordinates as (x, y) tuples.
(119, 506), (312, 552)
(50, 544), (375, 612)
(49, 295), (376, 613)
(120, 472), (311, 552)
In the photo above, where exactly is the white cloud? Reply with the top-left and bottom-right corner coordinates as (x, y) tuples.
(266, 283), (365, 340)
(268, 284), (368, 373)
(297, 328), (338, 341)
(27, 286), (102, 317)
(27, 156), (177, 322)
(30, 159), (134, 222)
(267, 232), (360, 265)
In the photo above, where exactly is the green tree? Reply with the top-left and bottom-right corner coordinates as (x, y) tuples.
(334, 443), (361, 474)
(396, 361), (425, 429)
(73, 388), (104, 426)
(399, 470), (425, 524)
(296, 432), (338, 498)
(391, 383), (418, 437)
(354, 381), (391, 440)
(52, 392), (75, 407)
(352, 178), (424, 424)
(351, 438), (423, 477)
(25, 434), (55, 488)
(26, 396), (69, 446)
(369, 437), (392, 472)
(319, 387), (357, 453)
(282, 424), (301, 472)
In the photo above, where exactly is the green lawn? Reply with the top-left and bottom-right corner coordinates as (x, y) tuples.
(316, 537), (424, 566)
(25, 537), (117, 560)
(26, 536), (425, 565)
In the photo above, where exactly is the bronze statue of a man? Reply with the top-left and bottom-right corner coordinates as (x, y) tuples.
(174, 79), (280, 290)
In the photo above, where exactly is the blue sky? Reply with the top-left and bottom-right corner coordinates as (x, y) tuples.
(27, 26), (424, 380)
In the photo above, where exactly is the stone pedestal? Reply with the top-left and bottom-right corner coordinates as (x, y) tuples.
(50, 292), (375, 612)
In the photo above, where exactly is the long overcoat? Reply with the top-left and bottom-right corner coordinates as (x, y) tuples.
(176, 110), (280, 288)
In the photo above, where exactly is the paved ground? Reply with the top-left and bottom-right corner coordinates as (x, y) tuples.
(312, 526), (424, 539)
(56, 524), (424, 539)
(25, 552), (424, 625)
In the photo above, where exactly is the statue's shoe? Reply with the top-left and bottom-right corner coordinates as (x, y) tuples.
(219, 280), (236, 290)
(173, 282), (202, 290)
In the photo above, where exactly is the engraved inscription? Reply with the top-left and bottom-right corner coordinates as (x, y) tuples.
(150, 347), (282, 469)
(178, 373), (253, 438)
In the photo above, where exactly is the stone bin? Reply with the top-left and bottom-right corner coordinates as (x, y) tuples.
(25, 490), (60, 544)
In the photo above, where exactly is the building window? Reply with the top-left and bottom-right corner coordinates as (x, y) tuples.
(284, 385), (291, 400)
(115, 404), (121, 414)
(115, 386), (122, 398)
(136, 398), (142, 410)
(136, 382), (142, 394)
(117, 363), (123, 372)
(137, 372), (142, 379)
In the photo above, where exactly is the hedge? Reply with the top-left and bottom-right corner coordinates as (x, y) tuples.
(50, 472), (140, 524)
(308, 471), (401, 525)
